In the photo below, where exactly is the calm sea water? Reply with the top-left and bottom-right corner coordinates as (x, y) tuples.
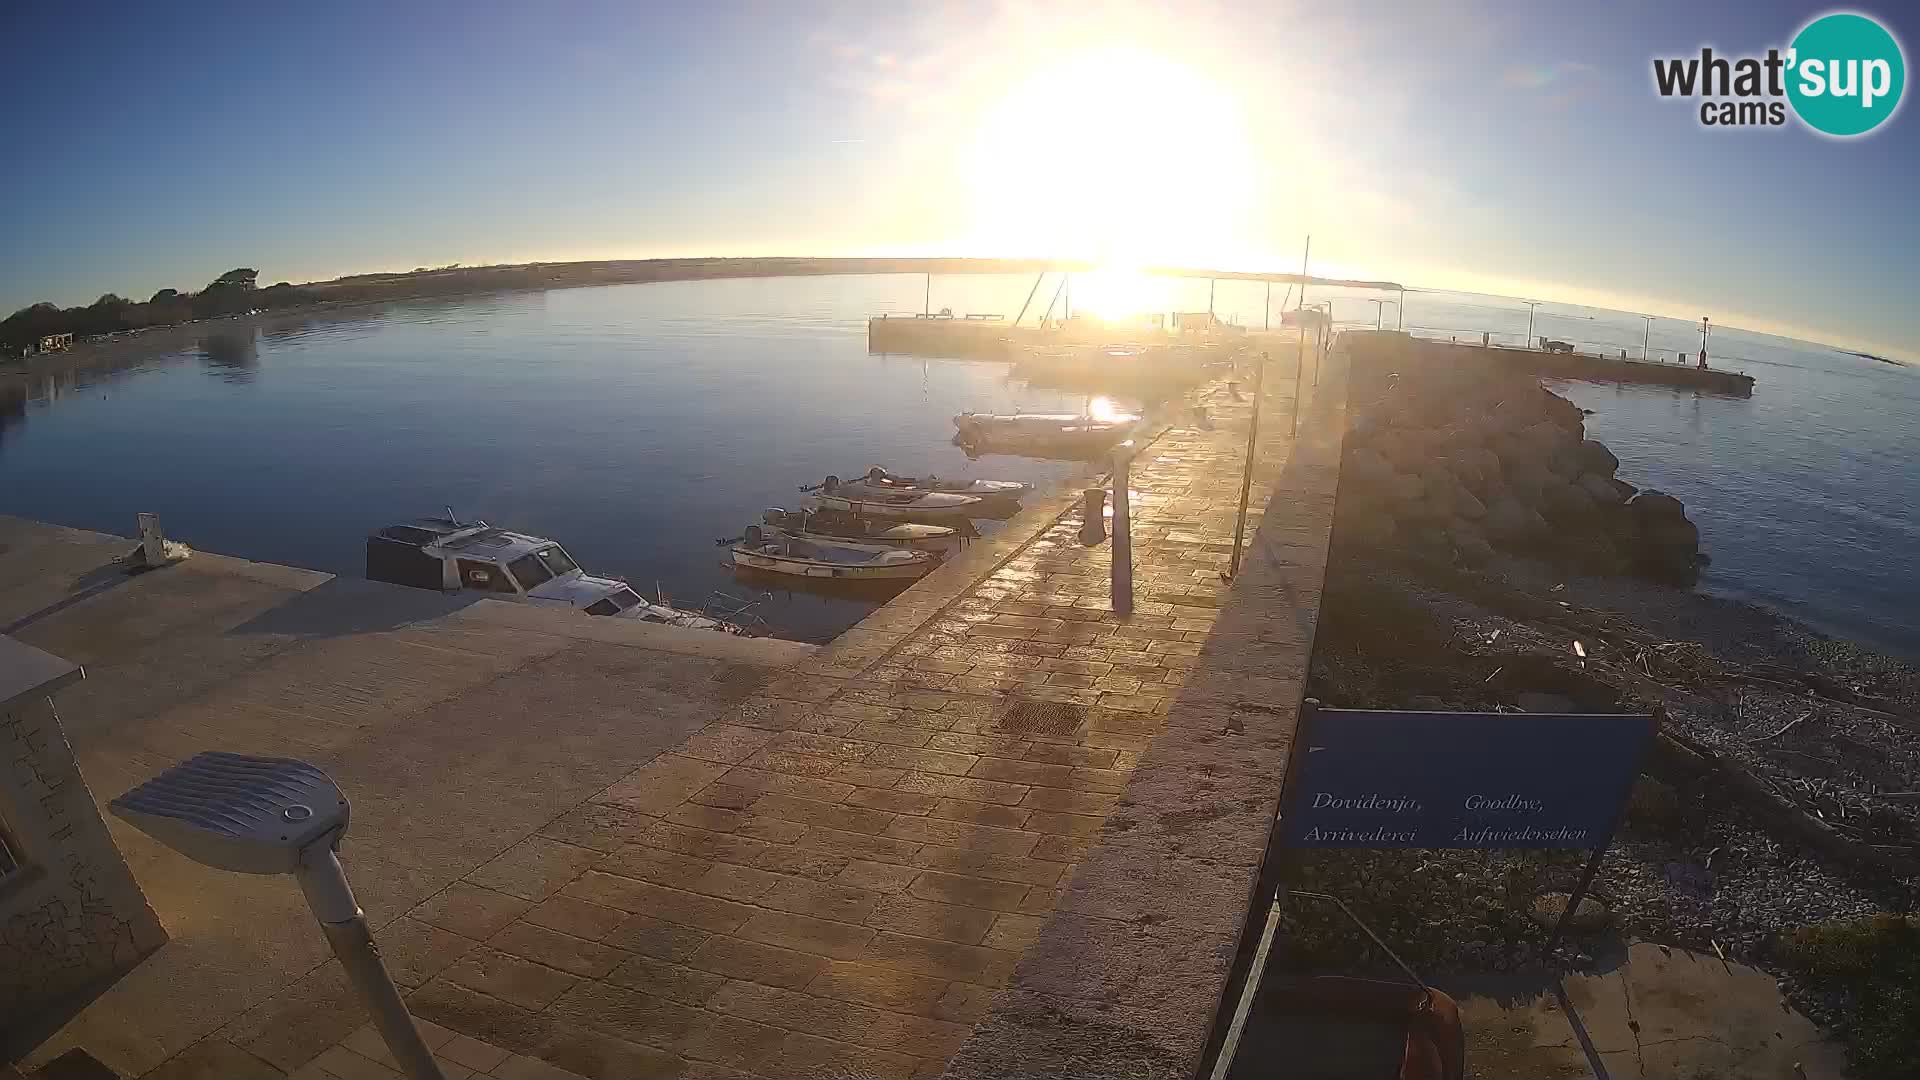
(0, 277), (1122, 642)
(2, 273), (1914, 655)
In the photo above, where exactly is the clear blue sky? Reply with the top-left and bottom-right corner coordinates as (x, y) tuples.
(2, 1), (1914, 359)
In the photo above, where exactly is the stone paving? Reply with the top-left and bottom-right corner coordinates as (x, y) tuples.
(313, 377), (1303, 1080)
(0, 518), (807, 1078)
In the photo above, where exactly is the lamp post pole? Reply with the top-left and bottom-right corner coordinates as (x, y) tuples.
(1227, 352), (1268, 580)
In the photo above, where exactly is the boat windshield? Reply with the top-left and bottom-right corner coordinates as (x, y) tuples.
(539, 546), (580, 576)
(508, 553), (555, 589)
(584, 588), (644, 616)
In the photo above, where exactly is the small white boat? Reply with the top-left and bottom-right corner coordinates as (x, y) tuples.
(951, 412), (1134, 456)
(730, 526), (936, 580)
(809, 476), (983, 519)
(832, 466), (1030, 502)
(366, 517), (748, 633)
(759, 507), (964, 553)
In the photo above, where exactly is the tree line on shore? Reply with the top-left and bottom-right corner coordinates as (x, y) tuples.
(1, 255), (1082, 360)
(0, 268), (317, 357)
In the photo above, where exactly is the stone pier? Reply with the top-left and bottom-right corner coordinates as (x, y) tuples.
(7, 348), (1350, 1079)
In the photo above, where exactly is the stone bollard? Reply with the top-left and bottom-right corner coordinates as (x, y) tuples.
(1078, 488), (1107, 546)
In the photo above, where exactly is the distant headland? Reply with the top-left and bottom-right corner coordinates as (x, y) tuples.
(2, 258), (1091, 359)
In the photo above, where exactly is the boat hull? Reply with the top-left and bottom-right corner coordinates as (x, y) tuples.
(812, 493), (982, 520)
(731, 546), (933, 580)
(950, 413), (1131, 459)
(769, 525), (956, 554)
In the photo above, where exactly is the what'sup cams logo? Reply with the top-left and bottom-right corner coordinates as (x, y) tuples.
(1653, 11), (1905, 136)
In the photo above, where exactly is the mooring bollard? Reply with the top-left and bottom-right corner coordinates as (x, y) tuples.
(138, 512), (166, 566)
(1078, 487), (1107, 546)
(1110, 444), (1134, 614)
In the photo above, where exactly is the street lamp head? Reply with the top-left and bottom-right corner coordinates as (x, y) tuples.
(111, 751), (349, 875)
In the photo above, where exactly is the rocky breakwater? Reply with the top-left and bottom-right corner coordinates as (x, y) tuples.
(1335, 363), (1706, 584)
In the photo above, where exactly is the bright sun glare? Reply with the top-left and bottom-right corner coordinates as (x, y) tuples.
(967, 47), (1258, 279)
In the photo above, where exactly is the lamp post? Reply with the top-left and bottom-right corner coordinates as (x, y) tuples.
(113, 753), (446, 1080)
(1227, 353), (1268, 580)
(1524, 301), (1542, 348)
(1110, 441), (1134, 612)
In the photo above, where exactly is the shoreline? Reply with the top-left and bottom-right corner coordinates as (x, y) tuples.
(1303, 530), (1918, 1010)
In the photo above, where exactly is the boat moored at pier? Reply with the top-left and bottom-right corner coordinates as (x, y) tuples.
(759, 507), (966, 553)
(729, 525), (937, 581)
(366, 517), (749, 633)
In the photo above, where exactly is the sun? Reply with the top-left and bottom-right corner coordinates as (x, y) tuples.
(965, 46), (1257, 270)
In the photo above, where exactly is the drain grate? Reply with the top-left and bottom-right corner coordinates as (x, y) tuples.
(995, 697), (1087, 737)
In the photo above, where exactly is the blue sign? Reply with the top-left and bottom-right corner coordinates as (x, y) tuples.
(1281, 707), (1655, 849)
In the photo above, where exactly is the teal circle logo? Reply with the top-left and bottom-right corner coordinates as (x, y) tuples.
(1787, 12), (1905, 136)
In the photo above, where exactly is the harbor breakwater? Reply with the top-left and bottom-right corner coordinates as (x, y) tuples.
(1335, 332), (1708, 585)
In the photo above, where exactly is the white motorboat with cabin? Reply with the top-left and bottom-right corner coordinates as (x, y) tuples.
(831, 466), (1030, 504)
(366, 517), (749, 633)
(758, 507), (964, 553)
(730, 525), (936, 581)
(808, 476), (983, 519)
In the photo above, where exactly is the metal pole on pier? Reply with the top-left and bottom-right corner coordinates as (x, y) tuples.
(1040, 275), (1067, 326)
(1226, 351), (1269, 580)
(1064, 274), (1072, 321)
(1110, 443), (1133, 613)
(1525, 301), (1541, 347)
(1640, 315), (1654, 361)
(1315, 309), (1328, 387)
(1397, 287), (1405, 330)
(1291, 236), (1311, 438)
(1208, 278), (1216, 321)
(923, 273), (931, 317)
(1263, 281), (1271, 331)
(1014, 272), (1045, 327)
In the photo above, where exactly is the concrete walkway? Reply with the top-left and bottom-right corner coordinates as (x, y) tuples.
(0, 518), (807, 1076)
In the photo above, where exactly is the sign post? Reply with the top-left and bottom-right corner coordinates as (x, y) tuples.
(1210, 703), (1652, 1080)
(1277, 701), (1654, 948)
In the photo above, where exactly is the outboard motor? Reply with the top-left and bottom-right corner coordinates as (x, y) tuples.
(821, 475), (840, 493)
(742, 525), (764, 547)
(867, 466), (888, 482)
(762, 507), (787, 526)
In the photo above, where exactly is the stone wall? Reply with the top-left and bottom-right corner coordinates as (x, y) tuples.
(0, 639), (165, 1058)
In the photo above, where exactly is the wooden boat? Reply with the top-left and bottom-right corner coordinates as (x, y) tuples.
(950, 411), (1134, 457)
(366, 516), (749, 633)
(835, 466), (1030, 502)
(809, 476), (983, 519)
(759, 507), (965, 553)
(730, 526), (935, 580)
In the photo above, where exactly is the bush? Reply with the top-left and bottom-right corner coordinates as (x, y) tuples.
(1778, 914), (1920, 1079)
